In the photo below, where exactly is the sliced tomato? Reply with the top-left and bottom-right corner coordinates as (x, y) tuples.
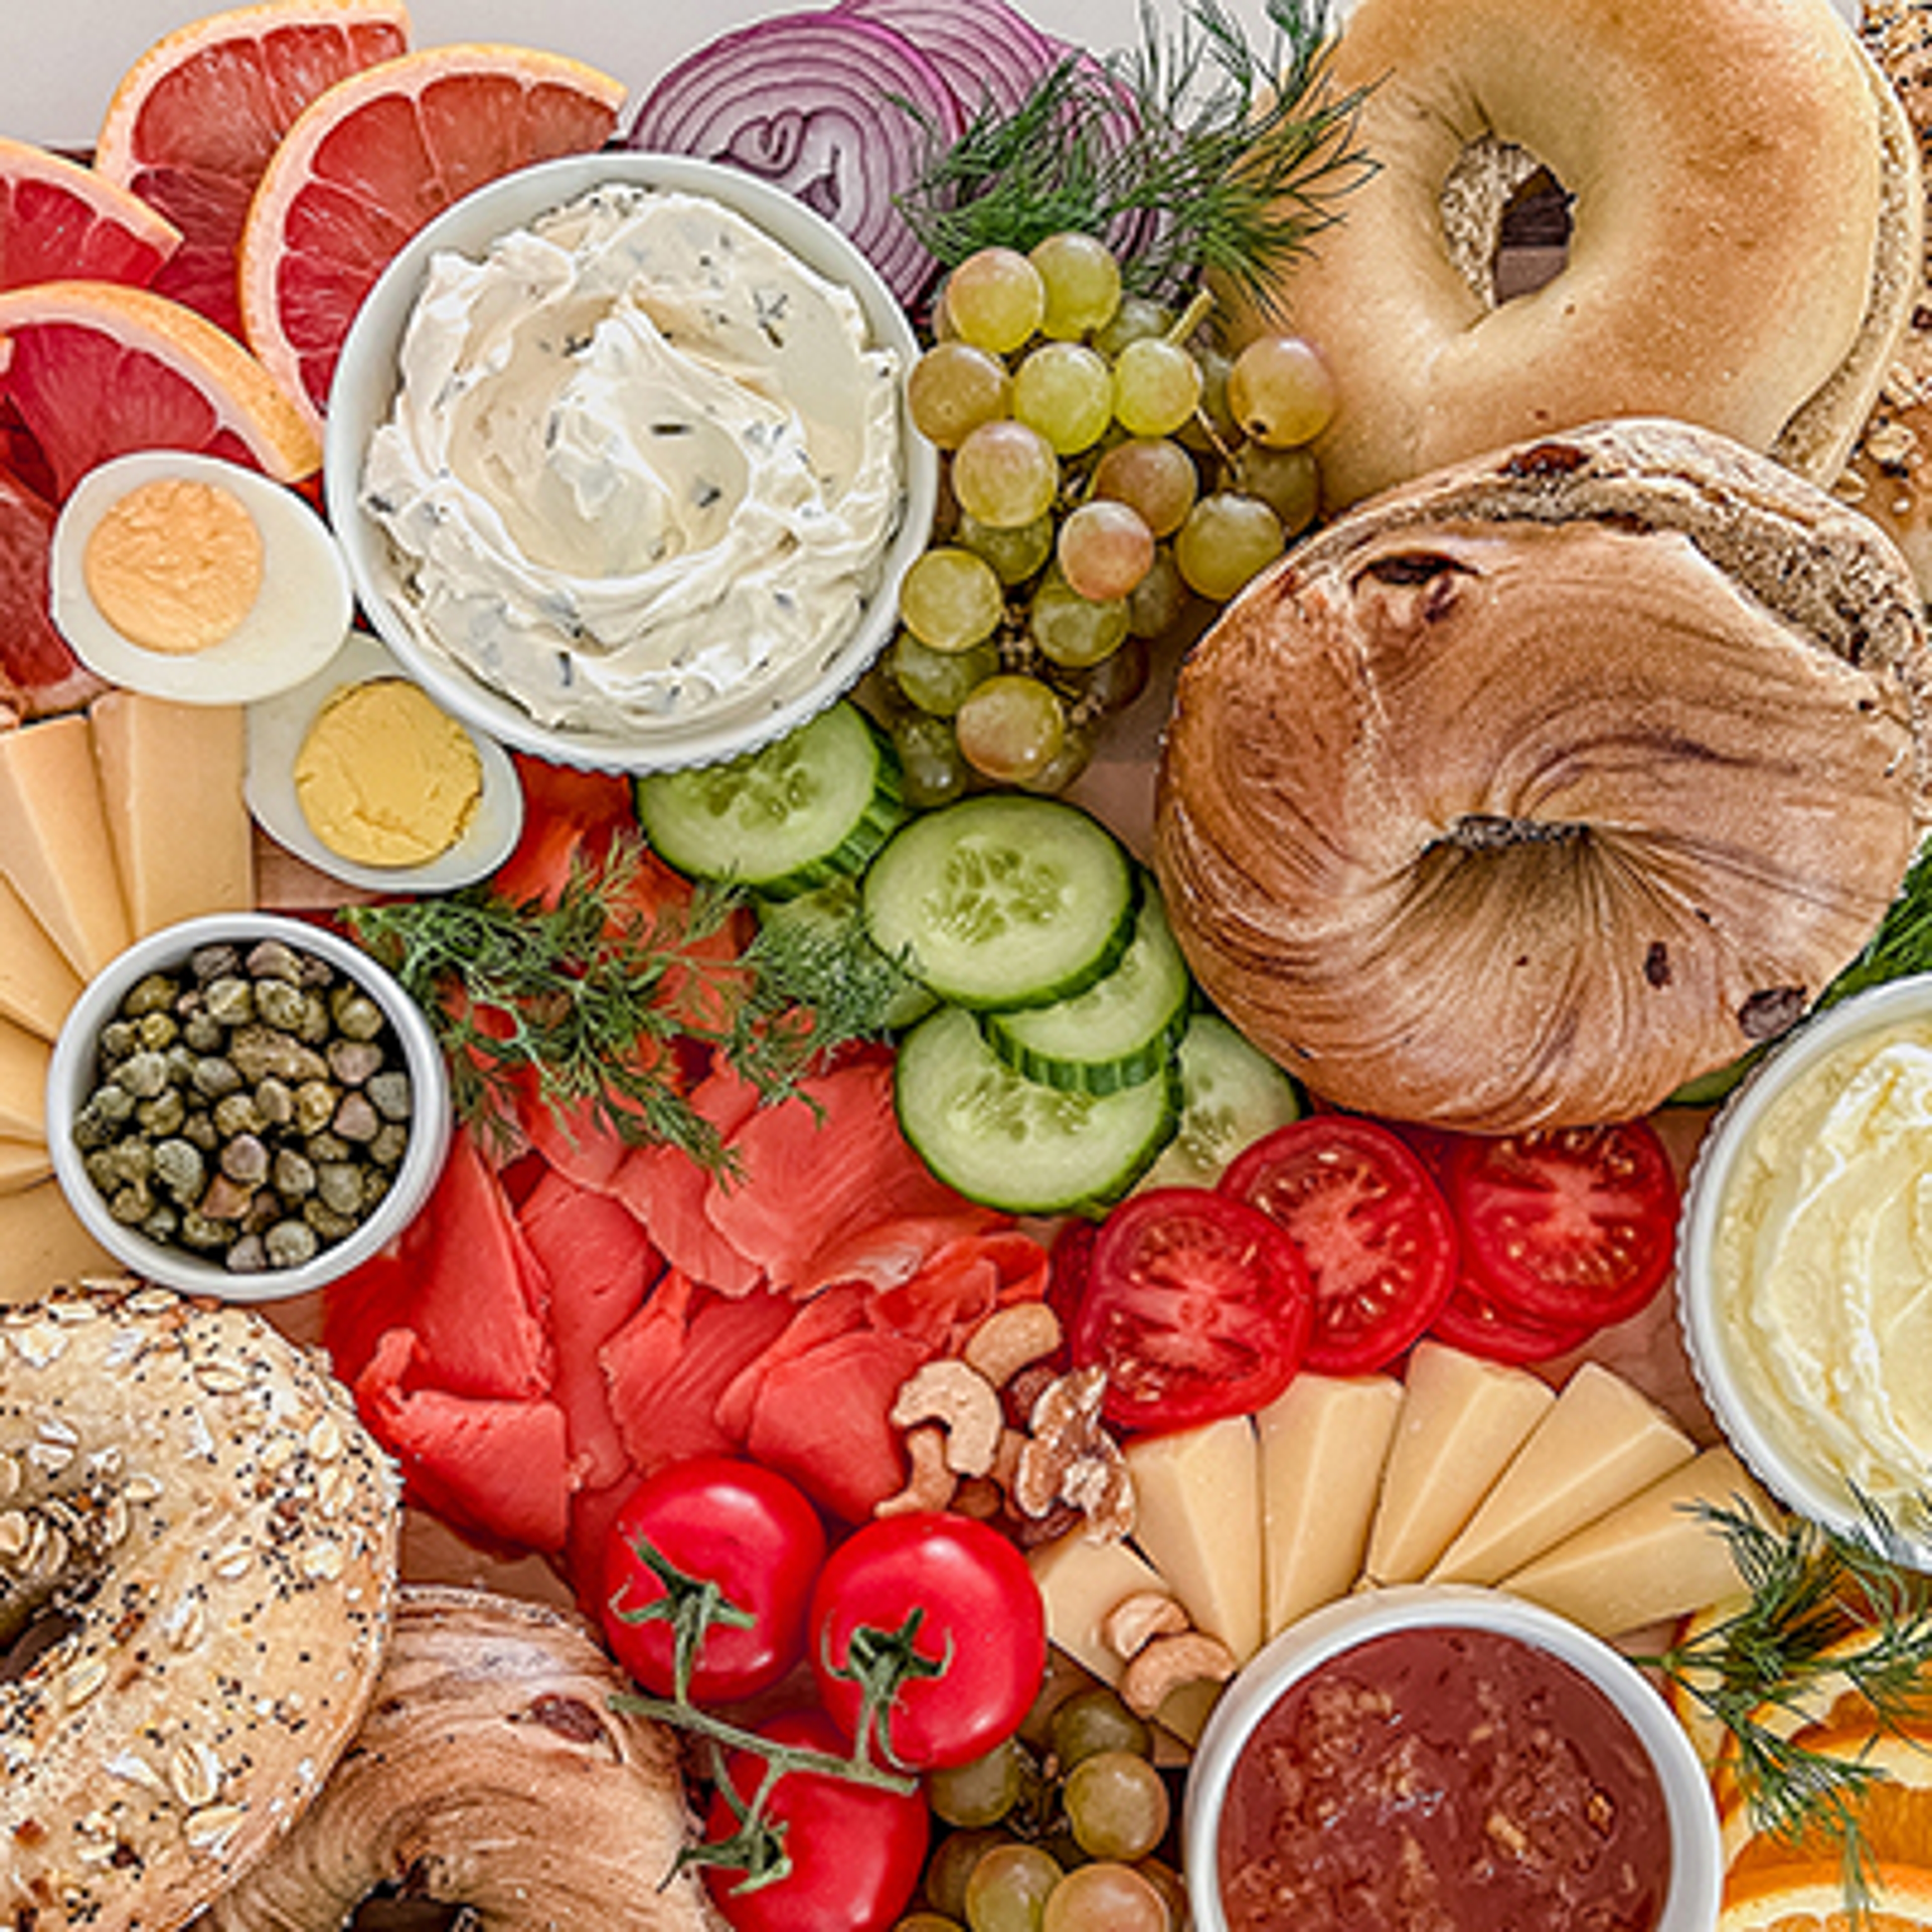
(1441, 1120), (1679, 1330)
(1428, 1277), (1595, 1366)
(1073, 1186), (1312, 1431)
(1221, 1117), (1457, 1375)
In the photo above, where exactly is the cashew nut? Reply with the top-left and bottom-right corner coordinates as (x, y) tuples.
(890, 1360), (1003, 1477)
(875, 1425), (957, 1517)
(962, 1302), (1064, 1389)
(1119, 1633), (1239, 1719)
(1101, 1591), (1190, 1663)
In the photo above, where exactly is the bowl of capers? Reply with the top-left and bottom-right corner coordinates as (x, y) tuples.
(46, 913), (452, 1302)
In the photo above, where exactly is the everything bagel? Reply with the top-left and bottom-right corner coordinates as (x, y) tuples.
(1260, 0), (1920, 510)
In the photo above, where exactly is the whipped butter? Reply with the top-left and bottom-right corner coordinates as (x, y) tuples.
(1712, 1018), (1932, 1508)
(361, 182), (903, 735)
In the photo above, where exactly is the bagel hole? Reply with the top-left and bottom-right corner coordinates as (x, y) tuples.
(1441, 134), (1573, 307)
(1497, 171), (1573, 301)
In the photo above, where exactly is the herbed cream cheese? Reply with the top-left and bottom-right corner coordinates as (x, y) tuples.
(1713, 1019), (1932, 1508)
(362, 183), (903, 734)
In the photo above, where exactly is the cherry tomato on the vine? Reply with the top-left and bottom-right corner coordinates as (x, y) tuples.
(809, 1510), (1045, 1772)
(601, 1455), (826, 1704)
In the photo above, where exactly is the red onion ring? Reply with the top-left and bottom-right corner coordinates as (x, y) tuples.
(834, 0), (1068, 119)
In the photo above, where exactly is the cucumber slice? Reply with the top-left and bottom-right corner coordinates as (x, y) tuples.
(635, 700), (905, 899)
(981, 886), (1191, 1094)
(896, 1004), (1178, 1216)
(1136, 1012), (1304, 1191)
(755, 876), (937, 1031)
(862, 795), (1137, 1011)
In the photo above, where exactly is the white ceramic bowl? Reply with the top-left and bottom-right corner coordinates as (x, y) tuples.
(46, 913), (451, 1303)
(1182, 1585), (1722, 1932)
(1677, 975), (1932, 1560)
(324, 150), (937, 775)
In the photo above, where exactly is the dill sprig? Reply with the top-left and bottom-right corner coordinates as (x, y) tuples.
(343, 837), (916, 1168)
(1634, 1496), (1932, 1923)
(899, 0), (1376, 311)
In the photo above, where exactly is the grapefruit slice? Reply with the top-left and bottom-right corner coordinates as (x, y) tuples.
(0, 280), (321, 496)
(0, 135), (181, 292)
(238, 44), (626, 428)
(0, 468), (103, 720)
(93, 0), (411, 338)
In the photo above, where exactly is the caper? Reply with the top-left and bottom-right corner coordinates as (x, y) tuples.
(328, 1039), (384, 1086)
(333, 1093), (379, 1143)
(203, 977), (255, 1026)
(124, 973), (178, 1018)
(265, 1221), (319, 1269)
(370, 1123), (410, 1167)
(190, 944), (240, 983)
(83, 1149), (119, 1191)
(107, 1138), (153, 1185)
(152, 1139), (205, 1201)
(181, 1110), (218, 1152)
(242, 1190), (282, 1236)
(254, 978), (308, 1032)
(118, 1052), (171, 1100)
(294, 1080), (339, 1136)
(331, 988), (385, 1042)
(314, 1162), (364, 1218)
(366, 1070), (412, 1122)
(212, 1092), (263, 1140)
(179, 1211), (235, 1250)
(305, 1132), (350, 1163)
(302, 1200), (359, 1242)
(359, 1166), (392, 1212)
(199, 1174), (253, 1222)
(109, 1182), (152, 1225)
(272, 1149), (316, 1197)
(98, 1020), (138, 1062)
(136, 1011), (179, 1051)
(226, 1233), (268, 1273)
(254, 1078), (294, 1128)
(193, 1056), (243, 1100)
(220, 1135), (269, 1186)
(136, 1089), (186, 1138)
(182, 1012), (223, 1053)
(246, 939), (303, 983)
(140, 1206), (180, 1244)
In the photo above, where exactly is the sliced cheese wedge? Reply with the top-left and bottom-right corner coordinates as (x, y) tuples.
(1256, 1372), (1402, 1639)
(0, 1139), (51, 1195)
(0, 1180), (116, 1303)
(0, 874), (81, 1040)
(1500, 1447), (1770, 1638)
(1428, 1361), (1697, 1585)
(1125, 1415), (1263, 1663)
(0, 714), (131, 978)
(91, 692), (255, 937)
(0, 1017), (50, 1142)
(1363, 1342), (1555, 1585)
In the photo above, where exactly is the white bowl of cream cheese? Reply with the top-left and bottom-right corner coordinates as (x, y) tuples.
(1677, 974), (1932, 1562)
(326, 151), (936, 774)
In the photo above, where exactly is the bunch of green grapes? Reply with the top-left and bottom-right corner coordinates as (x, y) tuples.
(888, 232), (1336, 802)
(894, 1684), (1189, 1932)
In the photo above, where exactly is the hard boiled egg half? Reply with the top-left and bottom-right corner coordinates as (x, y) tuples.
(50, 449), (351, 702)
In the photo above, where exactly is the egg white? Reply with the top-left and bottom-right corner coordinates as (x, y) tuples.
(245, 628), (524, 893)
(50, 449), (353, 703)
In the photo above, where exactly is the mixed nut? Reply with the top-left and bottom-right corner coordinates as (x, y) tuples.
(69, 936), (414, 1273)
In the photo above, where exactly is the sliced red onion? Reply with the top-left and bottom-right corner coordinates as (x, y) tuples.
(834, 0), (1067, 120)
(625, 11), (964, 306)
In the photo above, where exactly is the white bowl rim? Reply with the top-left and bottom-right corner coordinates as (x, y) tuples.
(323, 148), (938, 776)
(46, 912), (451, 1304)
(1181, 1583), (1722, 1932)
(1676, 972), (1932, 1558)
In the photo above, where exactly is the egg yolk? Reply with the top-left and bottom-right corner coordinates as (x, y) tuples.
(82, 476), (265, 656)
(293, 676), (482, 867)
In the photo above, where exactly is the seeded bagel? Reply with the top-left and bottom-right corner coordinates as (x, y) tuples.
(0, 1279), (399, 1932)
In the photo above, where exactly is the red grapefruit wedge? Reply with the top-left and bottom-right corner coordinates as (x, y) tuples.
(0, 135), (182, 292)
(238, 43), (625, 429)
(0, 467), (103, 720)
(94, 0), (411, 338)
(0, 280), (321, 497)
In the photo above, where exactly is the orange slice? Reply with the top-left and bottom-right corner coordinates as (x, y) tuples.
(0, 281), (320, 496)
(1723, 1723), (1932, 1875)
(0, 135), (181, 292)
(237, 43), (625, 429)
(94, 0), (410, 337)
(1722, 1861), (1932, 1929)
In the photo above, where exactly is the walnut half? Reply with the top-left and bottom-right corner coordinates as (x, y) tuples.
(1012, 1365), (1135, 1543)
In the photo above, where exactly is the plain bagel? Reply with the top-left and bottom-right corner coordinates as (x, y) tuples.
(0, 1279), (399, 1932)
(1153, 419), (1932, 1134)
(1257, 0), (1921, 511)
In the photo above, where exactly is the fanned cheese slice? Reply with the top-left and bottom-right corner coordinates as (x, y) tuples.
(1256, 1373), (1402, 1639)
(1363, 1342), (1555, 1585)
(1500, 1447), (1770, 1637)
(1125, 1416), (1263, 1663)
(90, 692), (255, 937)
(0, 1180), (115, 1302)
(0, 1139), (50, 1195)
(0, 714), (131, 977)
(0, 1018), (50, 1142)
(1427, 1361), (1696, 1585)
(0, 873), (81, 1039)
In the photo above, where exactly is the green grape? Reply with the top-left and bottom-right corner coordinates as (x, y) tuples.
(1232, 442), (1321, 537)
(1174, 492), (1286, 602)
(955, 674), (1067, 785)
(1226, 333), (1337, 447)
(891, 711), (973, 809)
(1028, 573), (1129, 670)
(909, 342), (1013, 449)
(946, 247), (1046, 355)
(929, 1737), (1029, 1829)
(1030, 231), (1122, 340)
(1183, 346), (1237, 451)
(1090, 437), (1197, 538)
(1016, 719), (1095, 796)
(1056, 500), (1154, 603)
(1093, 293), (1171, 359)
(1126, 547), (1186, 640)
(1063, 635), (1150, 716)
(951, 420), (1060, 529)
(964, 1842), (1063, 1932)
(1135, 1858), (1189, 1931)
(925, 1831), (1009, 1921)
(890, 631), (1000, 716)
(900, 545), (1004, 651)
(1041, 1864), (1170, 1932)
(1062, 1749), (1171, 1863)
(1111, 338), (1203, 438)
(1047, 1686), (1152, 1769)
(1012, 342), (1113, 456)
(957, 511), (1055, 586)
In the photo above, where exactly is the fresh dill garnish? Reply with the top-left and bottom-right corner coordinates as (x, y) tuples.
(343, 836), (918, 1168)
(1634, 1495), (1932, 1923)
(899, 0), (1376, 311)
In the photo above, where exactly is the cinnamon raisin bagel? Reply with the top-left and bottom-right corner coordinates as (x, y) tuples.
(1153, 419), (1932, 1133)
(0, 1278), (399, 1932)
(1257, 0), (1921, 511)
